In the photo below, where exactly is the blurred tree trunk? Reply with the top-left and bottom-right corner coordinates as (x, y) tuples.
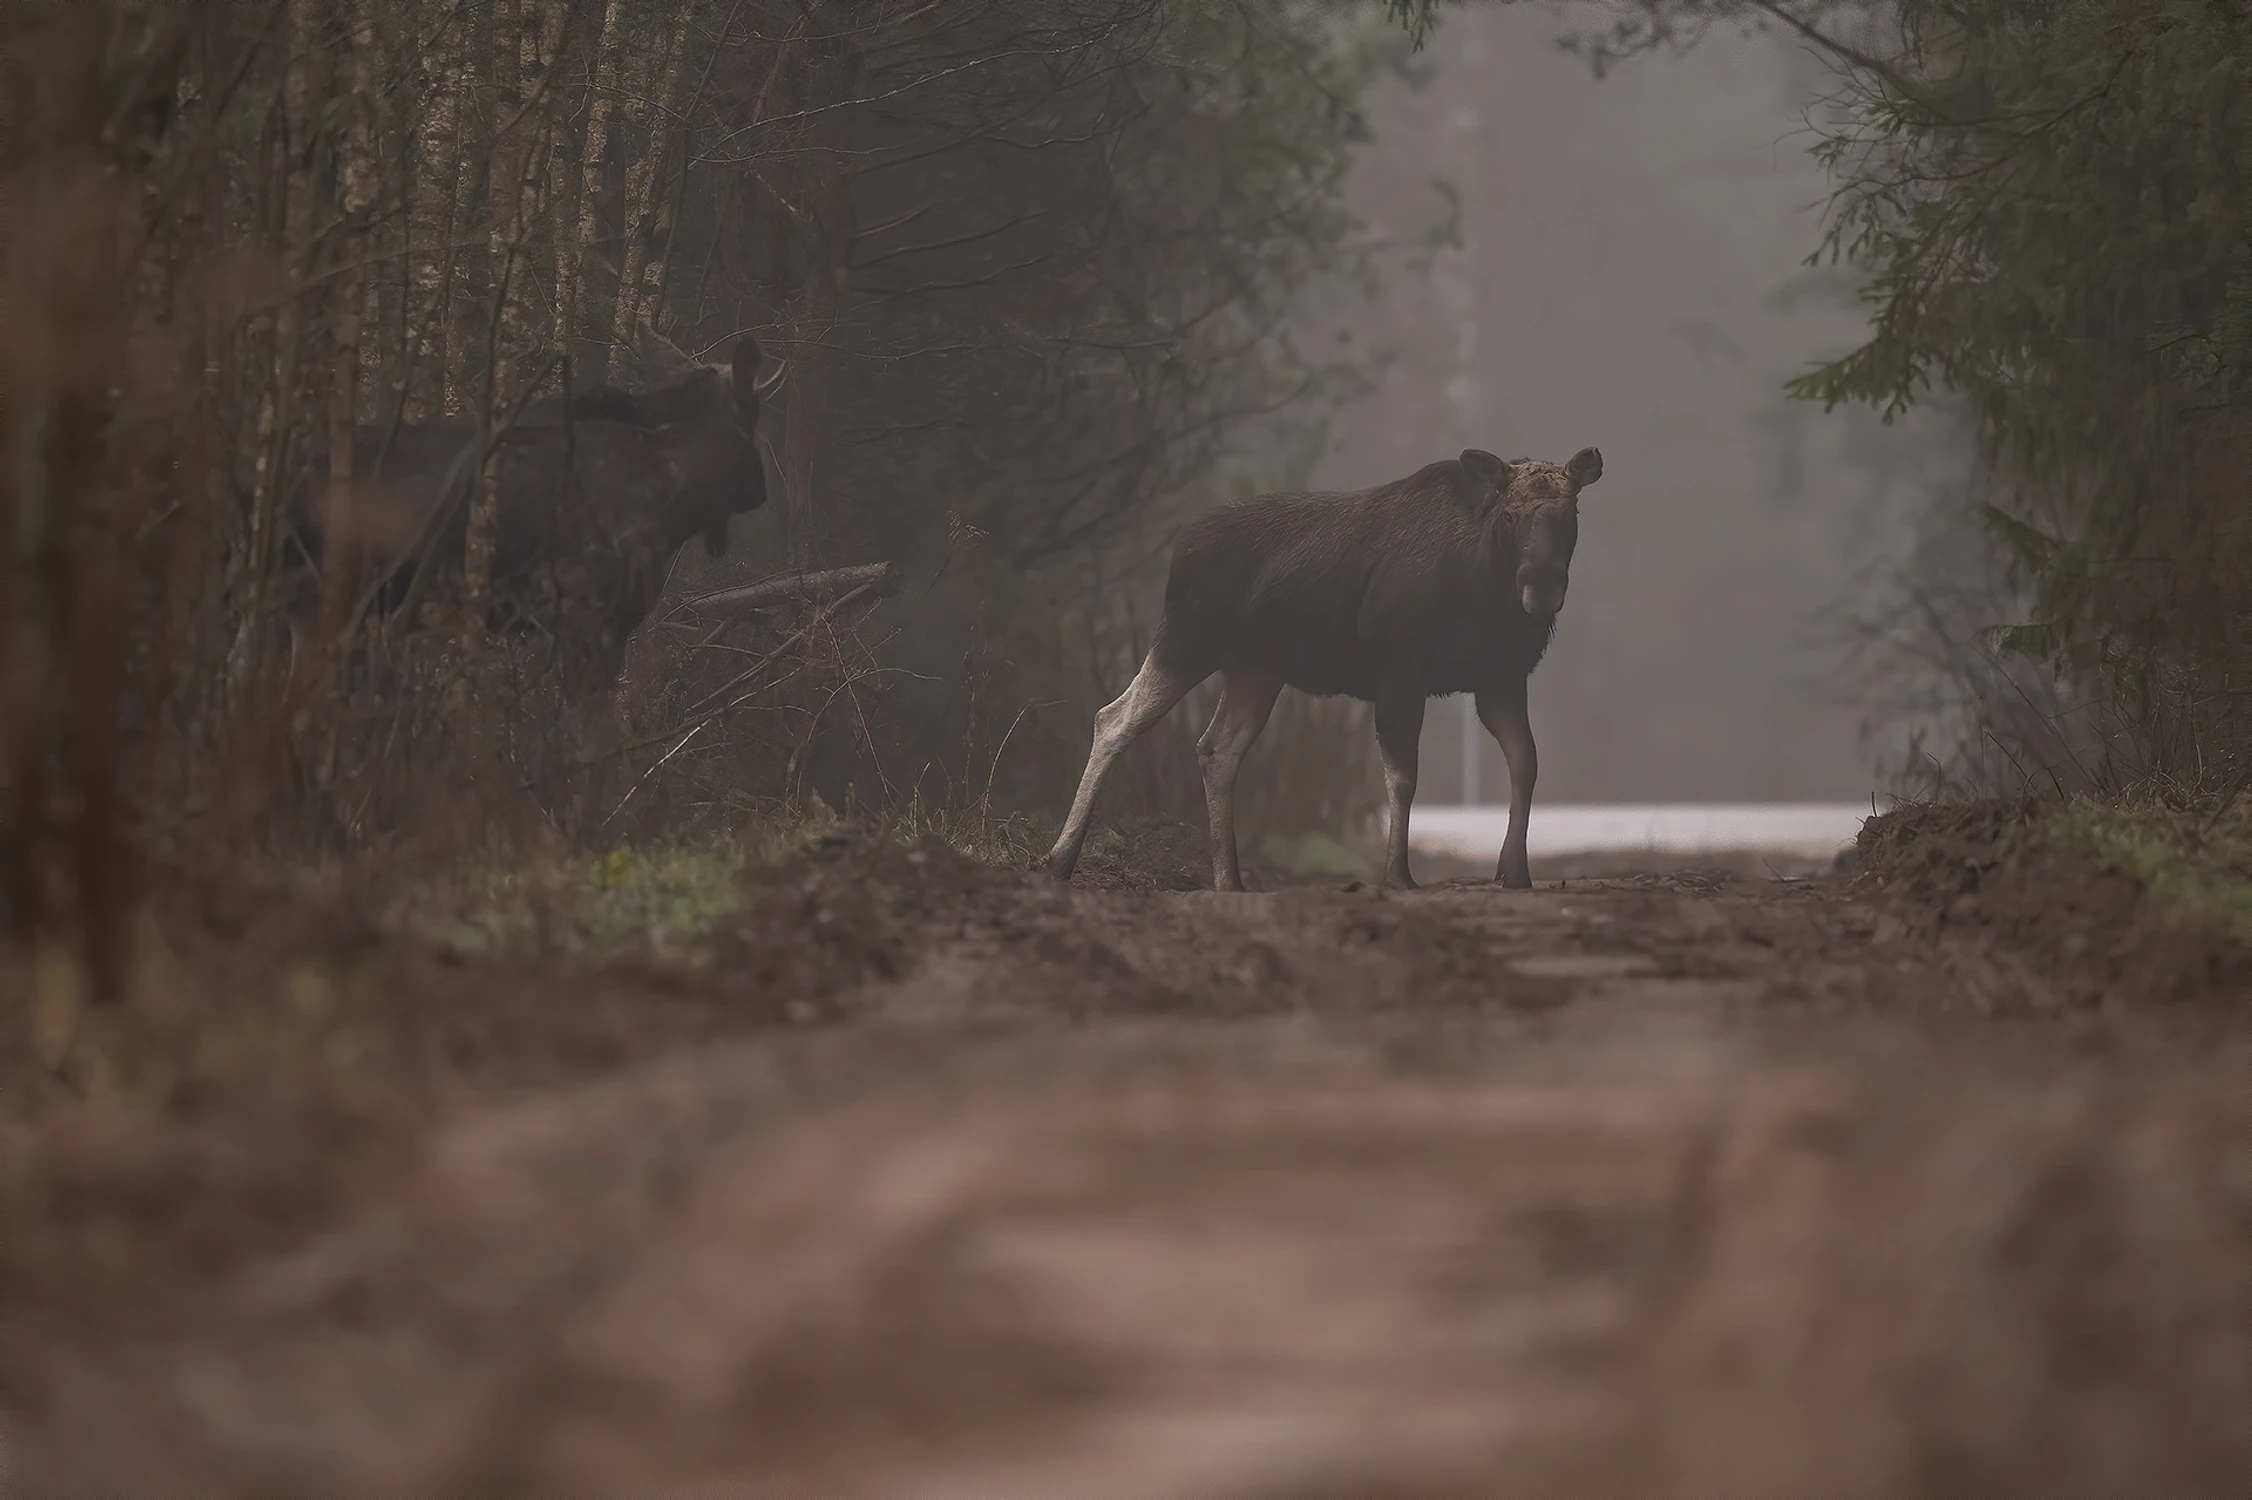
(464, 0), (565, 647)
(369, 0), (413, 422)
(318, 0), (376, 670)
(235, 0), (329, 695)
(188, 14), (237, 742)
(779, 10), (863, 568)
(463, 0), (524, 647)
(745, 26), (803, 557)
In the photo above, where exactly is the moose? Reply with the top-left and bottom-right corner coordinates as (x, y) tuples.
(1044, 445), (1605, 891)
(289, 324), (784, 681)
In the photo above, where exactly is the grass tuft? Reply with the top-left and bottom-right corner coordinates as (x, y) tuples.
(2046, 802), (2252, 946)
(373, 801), (1048, 969)
(380, 845), (751, 967)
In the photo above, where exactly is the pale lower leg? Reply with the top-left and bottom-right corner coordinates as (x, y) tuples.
(1373, 684), (1426, 891)
(1477, 677), (1537, 888)
(1196, 669), (1283, 891)
(1045, 654), (1204, 878)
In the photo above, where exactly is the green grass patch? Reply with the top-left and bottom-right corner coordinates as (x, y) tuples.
(878, 801), (1046, 869)
(377, 804), (833, 965)
(373, 801), (1045, 968)
(1257, 828), (1378, 882)
(2045, 801), (2252, 945)
(379, 843), (754, 967)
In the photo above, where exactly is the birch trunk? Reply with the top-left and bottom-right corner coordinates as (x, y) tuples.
(462, 0), (526, 647)
(463, 0), (565, 647)
(608, 0), (694, 351)
(635, 8), (712, 338)
(545, 0), (580, 361)
(527, 0), (568, 356)
(637, 135), (689, 332)
(370, 0), (412, 420)
(408, 56), (456, 419)
(442, 4), (494, 419)
(322, 0), (376, 659)
(418, 19), (471, 420)
(562, 0), (630, 371)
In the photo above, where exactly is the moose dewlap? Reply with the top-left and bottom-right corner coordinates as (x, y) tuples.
(1046, 445), (1604, 891)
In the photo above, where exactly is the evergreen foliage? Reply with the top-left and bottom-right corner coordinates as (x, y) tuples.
(1389, 0), (2252, 786)
(1781, 0), (2252, 783)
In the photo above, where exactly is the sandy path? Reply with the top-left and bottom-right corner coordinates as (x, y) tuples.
(12, 870), (2251, 1498)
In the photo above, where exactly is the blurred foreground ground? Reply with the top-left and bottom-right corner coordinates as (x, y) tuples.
(4, 820), (2248, 1498)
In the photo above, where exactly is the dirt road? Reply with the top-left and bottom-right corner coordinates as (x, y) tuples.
(11, 843), (2251, 1498)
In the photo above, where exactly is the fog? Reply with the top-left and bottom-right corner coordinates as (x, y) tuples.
(1311, 5), (1947, 804)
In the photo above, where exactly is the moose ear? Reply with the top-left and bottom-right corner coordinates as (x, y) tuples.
(1458, 448), (1512, 489)
(1566, 446), (1603, 489)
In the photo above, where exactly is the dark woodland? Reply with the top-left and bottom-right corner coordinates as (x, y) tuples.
(2, 9), (2249, 1492)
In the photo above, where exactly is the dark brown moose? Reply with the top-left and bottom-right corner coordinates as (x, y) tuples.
(1045, 445), (1604, 891)
(293, 324), (783, 680)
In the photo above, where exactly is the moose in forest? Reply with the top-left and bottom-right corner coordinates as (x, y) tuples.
(289, 324), (785, 683)
(1044, 444), (1605, 891)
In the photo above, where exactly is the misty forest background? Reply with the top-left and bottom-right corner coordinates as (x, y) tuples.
(8, 0), (2252, 968)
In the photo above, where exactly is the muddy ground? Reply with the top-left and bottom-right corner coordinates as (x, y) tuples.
(3, 822), (2249, 1498)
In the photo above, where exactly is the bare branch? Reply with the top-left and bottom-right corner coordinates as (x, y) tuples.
(678, 561), (899, 616)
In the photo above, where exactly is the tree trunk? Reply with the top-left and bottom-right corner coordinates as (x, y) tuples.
(463, 0), (527, 647)
(778, 15), (863, 569)
(464, 0), (566, 648)
(442, 3), (493, 420)
(236, 0), (328, 695)
(409, 4), (467, 423)
(608, 0), (694, 351)
(321, 0), (376, 662)
(544, 0), (579, 361)
(638, 141), (687, 334)
(563, 0), (629, 376)
(638, 6), (718, 338)
(780, 276), (830, 569)
(370, 0), (412, 422)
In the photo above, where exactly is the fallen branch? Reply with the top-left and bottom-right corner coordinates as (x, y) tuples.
(680, 562), (898, 617)
(566, 571), (894, 774)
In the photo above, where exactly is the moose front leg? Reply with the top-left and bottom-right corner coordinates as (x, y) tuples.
(1373, 678), (1427, 891)
(1476, 675), (1536, 889)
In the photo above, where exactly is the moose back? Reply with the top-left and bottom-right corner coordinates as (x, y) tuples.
(288, 329), (782, 681)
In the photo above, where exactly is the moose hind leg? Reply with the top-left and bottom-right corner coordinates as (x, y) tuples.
(1373, 680), (1427, 891)
(1197, 668), (1283, 891)
(1044, 652), (1205, 879)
